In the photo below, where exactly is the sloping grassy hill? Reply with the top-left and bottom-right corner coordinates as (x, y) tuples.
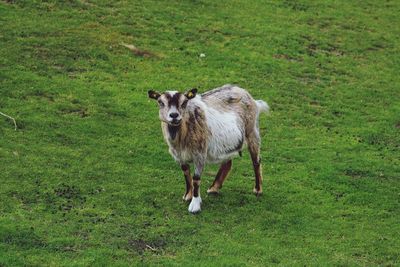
(1, 0), (399, 265)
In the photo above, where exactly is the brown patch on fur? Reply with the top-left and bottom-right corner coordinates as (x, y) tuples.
(169, 93), (181, 107)
(163, 106), (208, 156)
(226, 96), (242, 103)
(181, 164), (193, 201)
(193, 179), (200, 197)
(201, 85), (259, 133)
(201, 85), (232, 98)
(194, 108), (202, 120)
(253, 160), (262, 194)
(247, 128), (263, 195)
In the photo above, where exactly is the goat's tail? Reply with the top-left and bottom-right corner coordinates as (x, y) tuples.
(255, 100), (270, 114)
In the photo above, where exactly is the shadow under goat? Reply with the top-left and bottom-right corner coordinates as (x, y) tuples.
(148, 84), (269, 213)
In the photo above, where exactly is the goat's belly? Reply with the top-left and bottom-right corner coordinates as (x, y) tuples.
(206, 150), (240, 164)
(205, 110), (244, 163)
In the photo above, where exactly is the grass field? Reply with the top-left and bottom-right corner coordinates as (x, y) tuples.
(1, 0), (399, 266)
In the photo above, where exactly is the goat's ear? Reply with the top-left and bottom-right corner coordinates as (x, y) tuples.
(185, 88), (197, 99)
(148, 90), (161, 100)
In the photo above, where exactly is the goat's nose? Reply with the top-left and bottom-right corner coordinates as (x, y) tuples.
(169, 112), (179, 119)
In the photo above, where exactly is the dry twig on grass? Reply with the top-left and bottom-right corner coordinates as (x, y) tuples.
(145, 244), (157, 251)
(0, 111), (17, 130)
(121, 43), (157, 58)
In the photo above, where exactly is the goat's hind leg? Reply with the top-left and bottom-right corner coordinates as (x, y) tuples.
(207, 160), (232, 194)
(247, 130), (263, 196)
(181, 164), (193, 201)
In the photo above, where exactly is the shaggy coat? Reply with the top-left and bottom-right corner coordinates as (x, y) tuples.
(148, 84), (269, 213)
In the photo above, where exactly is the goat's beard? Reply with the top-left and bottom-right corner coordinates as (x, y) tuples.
(167, 123), (180, 140)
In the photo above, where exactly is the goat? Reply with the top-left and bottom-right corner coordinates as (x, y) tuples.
(148, 84), (269, 213)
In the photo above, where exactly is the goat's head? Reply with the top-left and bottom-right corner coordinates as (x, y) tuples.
(148, 88), (197, 126)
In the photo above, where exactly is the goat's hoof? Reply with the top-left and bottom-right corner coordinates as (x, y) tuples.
(188, 196), (202, 214)
(253, 188), (263, 197)
(207, 187), (220, 195)
(182, 193), (192, 202)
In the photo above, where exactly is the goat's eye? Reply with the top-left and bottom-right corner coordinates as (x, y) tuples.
(158, 101), (165, 108)
(181, 100), (188, 109)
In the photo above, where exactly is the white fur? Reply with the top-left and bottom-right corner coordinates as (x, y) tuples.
(166, 90), (178, 95)
(205, 107), (243, 163)
(168, 146), (193, 163)
(188, 196), (202, 213)
(181, 97), (244, 164)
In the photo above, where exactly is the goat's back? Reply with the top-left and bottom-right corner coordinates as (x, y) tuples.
(201, 84), (258, 126)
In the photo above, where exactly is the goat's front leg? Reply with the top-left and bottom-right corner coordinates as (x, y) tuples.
(188, 160), (204, 213)
(181, 164), (193, 201)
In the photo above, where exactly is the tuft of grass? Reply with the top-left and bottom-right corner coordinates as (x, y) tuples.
(1, 0), (399, 265)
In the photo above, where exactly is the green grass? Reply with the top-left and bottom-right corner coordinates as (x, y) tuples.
(1, 0), (399, 265)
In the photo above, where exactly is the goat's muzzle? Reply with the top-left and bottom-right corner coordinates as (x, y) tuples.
(169, 118), (182, 126)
